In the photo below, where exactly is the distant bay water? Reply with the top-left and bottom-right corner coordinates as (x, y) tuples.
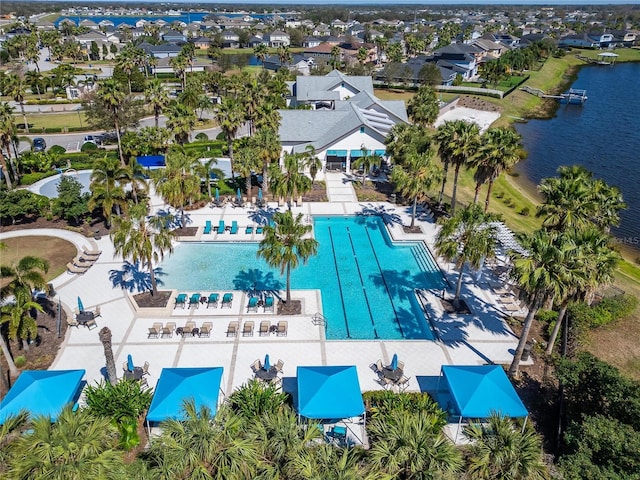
(54, 13), (273, 27)
(515, 62), (640, 246)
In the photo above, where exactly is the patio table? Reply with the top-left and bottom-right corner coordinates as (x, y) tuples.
(77, 311), (95, 324)
(382, 367), (403, 382)
(255, 367), (278, 382)
(124, 367), (144, 381)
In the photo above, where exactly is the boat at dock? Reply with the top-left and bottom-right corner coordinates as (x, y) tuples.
(559, 88), (587, 105)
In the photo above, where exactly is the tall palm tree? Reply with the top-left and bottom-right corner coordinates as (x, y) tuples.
(331, 45), (341, 70)
(253, 43), (268, 68)
(194, 158), (221, 201)
(165, 102), (196, 145)
(169, 53), (188, 90)
(257, 211), (319, 304)
(508, 229), (573, 377)
(95, 79), (127, 165)
(290, 443), (374, 480)
(6, 74), (29, 134)
(368, 410), (463, 479)
(6, 406), (126, 479)
(473, 127), (523, 211)
(391, 150), (443, 228)
(351, 147), (382, 186)
(234, 139), (261, 197)
(435, 204), (497, 309)
(448, 120), (480, 213)
(89, 155), (129, 228)
(111, 203), (175, 295)
(144, 78), (170, 128)
(153, 149), (201, 228)
(115, 48), (137, 94)
(301, 145), (322, 184)
(1, 292), (43, 352)
(0, 102), (16, 189)
(277, 45), (291, 67)
(99, 327), (118, 386)
(251, 126), (281, 195)
(464, 414), (548, 480)
(241, 77), (267, 136)
(269, 153), (312, 211)
(215, 96), (244, 178)
(407, 85), (440, 128)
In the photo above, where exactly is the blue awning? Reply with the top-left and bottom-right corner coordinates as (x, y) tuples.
(374, 149), (386, 156)
(441, 365), (528, 418)
(296, 366), (364, 419)
(0, 370), (85, 424)
(350, 149), (372, 157)
(147, 367), (223, 423)
(327, 150), (347, 157)
(326, 150), (337, 156)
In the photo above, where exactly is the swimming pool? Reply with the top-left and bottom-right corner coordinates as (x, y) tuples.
(29, 171), (92, 198)
(160, 216), (446, 340)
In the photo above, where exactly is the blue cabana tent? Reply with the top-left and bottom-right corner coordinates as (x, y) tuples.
(441, 365), (528, 418)
(0, 370), (85, 425)
(146, 367), (224, 424)
(440, 365), (528, 441)
(296, 365), (364, 419)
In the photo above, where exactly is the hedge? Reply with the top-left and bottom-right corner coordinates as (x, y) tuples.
(568, 294), (638, 329)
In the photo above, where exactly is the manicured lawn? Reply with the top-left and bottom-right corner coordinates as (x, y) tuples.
(0, 236), (77, 283)
(16, 112), (89, 130)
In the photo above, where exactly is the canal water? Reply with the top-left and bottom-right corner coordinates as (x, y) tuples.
(515, 62), (640, 246)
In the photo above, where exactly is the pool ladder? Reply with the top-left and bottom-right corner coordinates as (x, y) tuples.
(312, 312), (326, 326)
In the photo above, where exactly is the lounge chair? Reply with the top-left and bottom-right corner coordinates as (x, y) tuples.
(396, 361), (405, 372)
(397, 375), (411, 392)
(142, 361), (150, 376)
(203, 220), (212, 234)
(74, 255), (97, 267)
(82, 248), (102, 257)
(264, 296), (274, 312)
(230, 221), (238, 234)
(259, 321), (270, 336)
(275, 359), (284, 373)
(250, 359), (262, 372)
(66, 262), (89, 274)
(148, 322), (162, 339)
(161, 322), (176, 338)
(180, 321), (196, 336)
(85, 319), (98, 330)
(276, 320), (288, 337)
(174, 293), (187, 309)
(94, 306), (101, 318)
(216, 220), (225, 233)
(247, 297), (258, 312)
(226, 321), (239, 337)
(242, 321), (254, 337)
(67, 317), (79, 328)
(199, 322), (212, 337)
(123, 362), (129, 372)
(188, 293), (201, 308)
(245, 225), (253, 234)
(221, 293), (233, 308)
(207, 293), (219, 308)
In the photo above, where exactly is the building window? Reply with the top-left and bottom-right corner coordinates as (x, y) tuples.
(360, 127), (365, 133)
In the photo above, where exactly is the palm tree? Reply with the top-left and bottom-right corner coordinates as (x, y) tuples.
(253, 43), (268, 68)
(464, 414), (548, 480)
(251, 126), (281, 195)
(351, 146), (382, 186)
(6, 406), (126, 479)
(277, 45), (291, 67)
(1, 292), (43, 352)
(435, 204), (497, 309)
(153, 149), (201, 228)
(6, 74), (29, 134)
(215, 96), (244, 178)
(95, 79), (127, 165)
(147, 401), (261, 478)
(290, 443), (373, 480)
(368, 410), (463, 479)
(508, 229), (572, 377)
(448, 120), (480, 213)
(169, 53), (188, 90)
(99, 327), (118, 385)
(270, 153), (312, 211)
(144, 78), (170, 128)
(0, 410), (29, 472)
(331, 45), (341, 70)
(301, 145), (322, 184)
(194, 158), (221, 201)
(165, 102), (196, 145)
(234, 139), (261, 197)
(391, 150), (443, 228)
(257, 211), (319, 304)
(0, 102), (16, 189)
(111, 203), (175, 295)
(473, 127), (523, 211)
(89, 155), (129, 228)
(407, 85), (440, 128)
(116, 48), (137, 94)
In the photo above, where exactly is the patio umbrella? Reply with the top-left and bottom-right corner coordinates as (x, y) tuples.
(264, 354), (270, 371)
(258, 188), (263, 202)
(391, 354), (398, 371)
(77, 296), (84, 313)
(127, 354), (134, 372)
(215, 188), (219, 201)
(237, 188), (242, 201)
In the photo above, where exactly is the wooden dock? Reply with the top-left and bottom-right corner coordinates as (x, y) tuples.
(520, 85), (587, 105)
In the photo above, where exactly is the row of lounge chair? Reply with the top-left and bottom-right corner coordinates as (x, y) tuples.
(247, 296), (275, 313)
(147, 320), (288, 338)
(203, 220), (264, 235)
(66, 248), (102, 274)
(492, 286), (524, 313)
(175, 293), (233, 309)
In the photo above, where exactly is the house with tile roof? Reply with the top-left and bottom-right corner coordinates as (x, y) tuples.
(278, 71), (408, 175)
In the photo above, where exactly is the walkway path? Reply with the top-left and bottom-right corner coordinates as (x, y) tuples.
(325, 172), (358, 203)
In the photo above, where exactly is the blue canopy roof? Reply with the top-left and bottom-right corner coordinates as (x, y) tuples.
(147, 367), (223, 423)
(136, 155), (165, 167)
(441, 365), (528, 419)
(0, 370), (85, 425)
(297, 366), (364, 419)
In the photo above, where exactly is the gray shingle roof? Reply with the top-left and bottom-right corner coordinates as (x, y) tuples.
(294, 70), (373, 101)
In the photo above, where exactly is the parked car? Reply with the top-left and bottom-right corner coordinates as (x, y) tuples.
(32, 137), (46, 152)
(83, 135), (102, 146)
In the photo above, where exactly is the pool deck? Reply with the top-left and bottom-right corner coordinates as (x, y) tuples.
(1, 173), (530, 401)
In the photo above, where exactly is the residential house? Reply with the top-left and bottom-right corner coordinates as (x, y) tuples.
(471, 38), (507, 58)
(279, 71), (408, 175)
(151, 56), (209, 75)
(433, 43), (482, 80)
(221, 30), (240, 48)
(265, 30), (290, 47)
(139, 42), (182, 59)
(374, 56), (457, 87)
(303, 36), (322, 48)
(331, 19), (349, 32)
(79, 19), (99, 30)
(35, 21), (56, 31)
(247, 36), (266, 48)
(304, 43), (340, 62)
(263, 54), (315, 76)
(162, 31), (187, 43)
(313, 24), (331, 37)
(194, 36), (211, 49)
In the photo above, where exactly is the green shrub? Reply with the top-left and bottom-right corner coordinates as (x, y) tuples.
(494, 191), (504, 199)
(194, 132), (209, 141)
(537, 309), (559, 338)
(14, 355), (27, 368)
(49, 145), (66, 155)
(80, 142), (98, 153)
(519, 206), (530, 216)
(598, 294), (638, 321)
(19, 171), (58, 186)
(84, 379), (152, 422)
(216, 131), (226, 141)
(566, 296), (636, 330)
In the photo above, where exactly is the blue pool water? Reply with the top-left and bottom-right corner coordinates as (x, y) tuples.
(160, 216), (446, 340)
